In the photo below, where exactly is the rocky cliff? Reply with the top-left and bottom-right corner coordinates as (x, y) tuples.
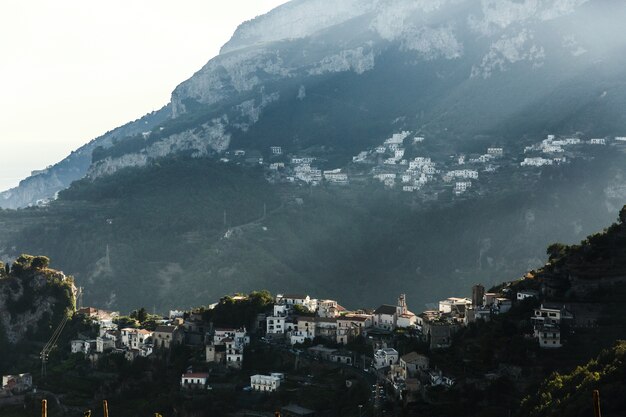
(7, 0), (626, 198)
(0, 256), (76, 345)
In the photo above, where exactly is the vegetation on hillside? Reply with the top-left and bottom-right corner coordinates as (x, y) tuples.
(519, 341), (626, 417)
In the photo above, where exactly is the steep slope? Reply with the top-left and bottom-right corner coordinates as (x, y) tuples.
(0, 255), (76, 345)
(86, 0), (626, 179)
(0, 106), (170, 209)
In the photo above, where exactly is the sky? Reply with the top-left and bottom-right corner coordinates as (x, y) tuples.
(0, 0), (289, 191)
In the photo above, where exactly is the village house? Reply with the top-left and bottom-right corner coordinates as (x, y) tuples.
(308, 345), (337, 361)
(96, 336), (116, 353)
(399, 352), (430, 379)
(291, 316), (316, 345)
(153, 325), (182, 349)
(317, 299), (342, 318)
(224, 338), (243, 369)
(270, 146), (283, 155)
(267, 304), (289, 335)
(589, 138), (606, 145)
(517, 290), (539, 301)
(71, 339), (96, 355)
(205, 344), (226, 363)
(315, 317), (338, 340)
(429, 369), (455, 388)
(373, 305), (397, 330)
(330, 351), (353, 365)
(2, 373), (33, 394)
(374, 348), (399, 369)
(251, 373), (284, 392)
(121, 328), (153, 350)
(181, 372), (210, 390)
(531, 304), (574, 349)
(438, 297), (471, 314)
(487, 148), (504, 157)
(276, 294), (318, 312)
(336, 315), (372, 344)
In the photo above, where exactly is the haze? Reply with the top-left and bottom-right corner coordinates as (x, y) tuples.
(0, 0), (289, 191)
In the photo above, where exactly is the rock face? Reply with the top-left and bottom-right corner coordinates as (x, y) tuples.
(4, 0), (626, 205)
(0, 267), (76, 344)
(0, 106), (171, 209)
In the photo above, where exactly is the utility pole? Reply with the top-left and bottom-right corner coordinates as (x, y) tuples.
(41, 399), (47, 417)
(593, 390), (602, 417)
(103, 400), (109, 417)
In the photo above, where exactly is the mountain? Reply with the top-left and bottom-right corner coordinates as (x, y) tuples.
(0, 106), (170, 209)
(1, 0), (626, 312)
(5, 0), (626, 204)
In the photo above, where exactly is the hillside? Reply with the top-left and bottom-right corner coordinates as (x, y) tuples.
(520, 341), (626, 417)
(1, 0), (626, 312)
(3, 1), (626, 207)
(0, 255), (76, 374)
(0, 149), (625, 313)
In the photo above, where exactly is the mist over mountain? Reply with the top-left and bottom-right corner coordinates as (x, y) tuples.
(1, 0), (626, 312)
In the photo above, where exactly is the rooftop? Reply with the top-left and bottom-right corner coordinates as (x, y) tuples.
(374, 305), (397, 315)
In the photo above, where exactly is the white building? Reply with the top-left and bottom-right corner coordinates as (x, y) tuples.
(270, 146), (283, 155)
(454, 181), (472, 195)
(374, 348), (399, 369)
(276, 294), (317, 312)
(438, 298), (471, 314)
(373, 305), (397, 330)
(181, 373), (210, 390)
(589, 138), (606, 145)
(250, 373), (283, 392)
(517, 290), (539, 301)
(521, 157), (553, 167)
(487, 148), (503, 157)
(71, 340), (93, 355)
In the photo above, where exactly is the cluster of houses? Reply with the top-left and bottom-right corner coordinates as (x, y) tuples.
(520, 134), (621, 167)
(0, 373), (32, 398)
(264, 293), (417, 346)
(69, 307), (184, 363)
(66, 281), (581, 400)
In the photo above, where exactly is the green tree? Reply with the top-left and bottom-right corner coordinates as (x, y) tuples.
(130, 307), (148, 323)
(31, 256), (50, 270)
(546, 243), (568, 261)
(619, 205), (626, 224)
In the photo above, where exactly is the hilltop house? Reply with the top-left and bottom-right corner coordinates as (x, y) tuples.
(153, 325), (182, 349)
(374, 348), (399, 369)
(251, 373), (284, 392)
(181, 372), (210, 390)
(2, 373), (32, 394)
(399, 352), (430, 379)
(336, 315), (372, 344)
(373, 305), (397, 330)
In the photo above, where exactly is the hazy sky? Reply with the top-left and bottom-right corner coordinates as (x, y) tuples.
(0, 0), (289, 191)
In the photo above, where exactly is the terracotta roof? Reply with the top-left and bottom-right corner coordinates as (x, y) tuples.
(182, 373), (210, 378)
(374, 305), (397, 315)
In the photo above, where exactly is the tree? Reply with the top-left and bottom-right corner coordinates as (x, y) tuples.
(130, 307), (148, 323)
(619, 205), (626, 224)
(546, 243), (568, 261)
(31, 256), (50, 270)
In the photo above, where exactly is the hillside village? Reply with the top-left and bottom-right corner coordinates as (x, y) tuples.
(216, 133), (626, 200)
(1, 277), (583, 414)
